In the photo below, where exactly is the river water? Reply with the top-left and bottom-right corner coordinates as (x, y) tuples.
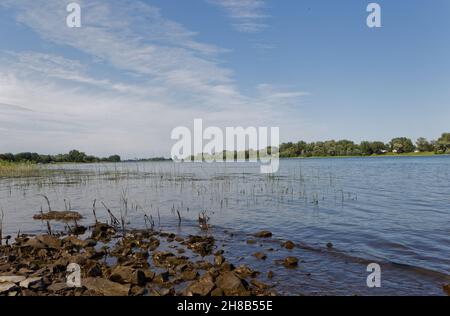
(1, 156), (449, 295)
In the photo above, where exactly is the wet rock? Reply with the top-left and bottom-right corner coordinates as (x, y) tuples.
(253, 252), (267, 260)
(63, 236), (91, 248)
(326, 242), (334, 249)
(83, 277), (130, 296)
(284, 256), (299, 267)
(219, 262), (235, 272)
(130, 285), (146, 296)
(19, 277), (43, 289)
(282, 241), (295, 250)
(110, 266), (146, 285)
(0, 275), (26, 283)
(267, 271), (274, 279)
(23, 238), (46, 249)
(33, 211), (82, 221)
(246, 239), (257, 245)
(216, 272), (250, 296)
(187, 236), (215, 256)
(443, 284), (450, 296)
(214, 255), (225, 266)
(251, 279), (270, 290)
(234, 265), (259, 278)
(91, 223), (116, 240)
(186, 273), (215, 296)
(253, 231), (272, 238)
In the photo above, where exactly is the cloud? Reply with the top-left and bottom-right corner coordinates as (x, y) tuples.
(207, 0), (269, 33)
(0, 0), (308, 157)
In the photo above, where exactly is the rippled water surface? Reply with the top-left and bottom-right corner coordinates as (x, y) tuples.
(1, 156), (449, 295)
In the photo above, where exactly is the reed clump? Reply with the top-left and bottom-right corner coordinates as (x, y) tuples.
(0, 161), (41, 178)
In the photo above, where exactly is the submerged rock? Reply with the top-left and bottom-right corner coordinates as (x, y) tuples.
(282, 241), (295, 250)
(284, 256), (299, 267)
(253, 231), (272, 238)
(253, 252), (267, 260)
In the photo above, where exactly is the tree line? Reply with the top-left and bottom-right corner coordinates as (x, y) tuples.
(279, 133), (450, 158)
(0, 150), (121, 164)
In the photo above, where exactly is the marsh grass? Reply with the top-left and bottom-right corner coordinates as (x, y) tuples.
(0, 161), (41, 178)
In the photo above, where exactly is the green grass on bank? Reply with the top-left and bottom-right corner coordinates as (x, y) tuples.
(283, 152), (445, 159)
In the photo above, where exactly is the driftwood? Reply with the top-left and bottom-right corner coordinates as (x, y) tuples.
(33, 211), (82, 221)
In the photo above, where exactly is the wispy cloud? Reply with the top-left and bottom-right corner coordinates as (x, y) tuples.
(0, 0), (308, 156)
(207, 0), (269, 33)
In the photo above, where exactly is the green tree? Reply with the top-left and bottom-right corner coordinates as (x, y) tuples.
(435, 133), (450, 154)
(390, 138), (415, 153)
(416, 137), (433, 152)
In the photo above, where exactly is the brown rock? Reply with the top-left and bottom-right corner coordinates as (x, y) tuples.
(282, 241), (295, 250)
(82, 277), (130, 296)
(36, 235), (62, 249)
(284, 256), (298, 267)
(253, 231), (272, 238)
(47, 282), (68, 292)
(0, 282), (18, 294)
(110, 266), (146, 285)
(215, 272), (250, 296)
(267, 271), (274, 279)
(186, 273), (215, 296)
(214, 255), (225, 266)
(444, 284), (450, 296)
(253, 252), (267, 260)
(181, 270), (199, 281)
(153, 272), (170, 284)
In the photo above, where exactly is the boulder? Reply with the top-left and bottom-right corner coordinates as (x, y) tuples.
(110, 266), (146, 285)
(186, 273), (215, 296)
(215, 272), (250, 296)
(83, 277), (130, 296)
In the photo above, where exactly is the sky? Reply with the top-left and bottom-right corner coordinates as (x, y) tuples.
(0, 0), (449, 158)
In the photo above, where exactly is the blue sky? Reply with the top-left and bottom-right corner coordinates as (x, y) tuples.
(0, 0), (449, 157)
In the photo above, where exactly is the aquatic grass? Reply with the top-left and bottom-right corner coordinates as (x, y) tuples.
(0, 161), (41, 178)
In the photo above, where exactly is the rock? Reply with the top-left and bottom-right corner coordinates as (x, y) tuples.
(153, 272), (170, 284)
(251, 279), (270, 290)
(181, 270), (199, 281)
(282, 241), (295, 250)
(142, 269), (155, 282)
(284, 256), (299, 267)
(246, 239), (257, 245)
(63, 236), (89, 248)
(211, 288), (224, 296)
(186, 273), (215, 296)
(0, 275), (26, 283)
(83, 278), (130, 296)
(19, 277), (43, 289)
(110, 266), (146, 285)
(253, 231), (272, 238)
(267, 271), (274, 279)
(214, 255), (225, 266)
(253, 252), (267, 260)
(23, 238), (46, 249)
(47, 282), (68, 292)
(443, 284), (450, 296)
(234, 265), (259, 278)
(219, 262), (235, 272)
(36, 235), (62, 249)
(0, 282), (18, 294)
(326, 242), (334, 249)
(215, 272), (250, 296)
(0, 263), (11, 272)
(87, 263), (103, 277)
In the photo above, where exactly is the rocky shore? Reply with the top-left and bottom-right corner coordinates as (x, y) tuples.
(0, 217), (286, 296)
